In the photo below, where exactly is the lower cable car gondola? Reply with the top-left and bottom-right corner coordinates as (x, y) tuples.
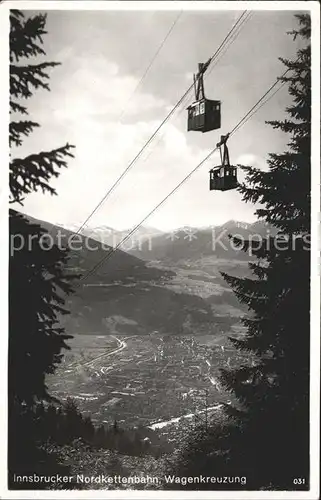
(187, 61), (221, 133)
(209, 134), (238, 191)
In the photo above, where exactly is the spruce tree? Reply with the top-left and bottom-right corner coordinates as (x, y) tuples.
(62, 398), (84, 442)
(168, 14), (311, 491)
(9, 8), (75, 405)
(9, 9), (75, 486)
(10, 9), (74, 204)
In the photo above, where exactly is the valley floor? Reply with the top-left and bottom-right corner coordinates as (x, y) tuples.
(47, 330), (247, 442)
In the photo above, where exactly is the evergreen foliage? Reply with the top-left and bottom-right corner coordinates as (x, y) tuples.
(10, 9), (74, 204)
(9, 211), (74, 405)
(9, 9), (76, 488)
(29, 399), (161, 458)
(9, 7), (76, 406)
(168, 14), (311, 491)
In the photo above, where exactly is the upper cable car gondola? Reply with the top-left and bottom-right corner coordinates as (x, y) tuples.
(187, 61), (221, 133)
(209, 134), (238, 191)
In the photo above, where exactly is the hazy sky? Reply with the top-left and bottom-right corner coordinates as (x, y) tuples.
(13, 8), (303, 230)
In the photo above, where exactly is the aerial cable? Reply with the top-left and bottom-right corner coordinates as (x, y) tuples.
(72, 11), (248, 238)
(229, 67), (292, 137)
(206, 11), (253, 79)
(141, 11), (253, 167)
(45, 11), (181, 241)
(231, 81), (287, 134)
(117, 11), (183, 124)
(79, 65), (290, 285)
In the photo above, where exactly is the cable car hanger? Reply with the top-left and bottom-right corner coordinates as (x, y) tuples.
(209, 134), (238, 192)
(193, 60), (210, 101)
(217, 133), (231, 166)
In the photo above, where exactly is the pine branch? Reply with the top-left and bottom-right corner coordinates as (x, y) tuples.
(10, 10), (48, 63)
(10, 100), (28, 115)
(287, 14), (311, 40)
(266, 119), (310, 134)
(10, 144), (75, 203)
(248, 261), (269, 280)
(9, 120), (39, 147)
(10, 62), (60, 99)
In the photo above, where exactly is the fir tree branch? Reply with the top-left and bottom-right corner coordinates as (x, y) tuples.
(10, 100), (28, 115)
(10, 10), (47, 63)
(10, 62), (60, 99)
(9, 120), (39, 147)
(10, 144), (75, 203)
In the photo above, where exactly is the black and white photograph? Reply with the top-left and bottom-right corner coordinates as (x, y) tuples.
(0, 1), (320, 497)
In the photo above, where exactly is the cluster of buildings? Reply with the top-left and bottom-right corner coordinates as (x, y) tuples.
(51, 334), (249, 434)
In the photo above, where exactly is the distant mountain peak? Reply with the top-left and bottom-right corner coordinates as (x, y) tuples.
(220, 219), (247, 230)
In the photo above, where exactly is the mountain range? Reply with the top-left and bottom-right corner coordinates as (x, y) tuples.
(14, 213), (269, 338)
(15, 213), (247, 337)
(55, 219), (272, 264)
(126, 220), (273, 263)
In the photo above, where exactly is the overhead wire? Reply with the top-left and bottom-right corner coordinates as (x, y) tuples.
(232, 81), (288, 134)
(45, 11), (181, 241)
(117, 11), (183, 124)
(78, 66), (290, 285)
(72, 11), (248, 238)
(140, 11), (253, 166)
(206, 11), (253, 79)
(229, 68), (291, 137)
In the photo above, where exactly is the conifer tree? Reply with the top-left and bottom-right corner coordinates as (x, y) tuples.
(169, 14), (311, 491)
(9, 9), (75, 486)
(61, 398), (84, 442)
(9, 8), (75, 405)
(10, 9), (74, 204)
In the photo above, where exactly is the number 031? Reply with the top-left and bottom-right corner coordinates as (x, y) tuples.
(293, 478), (306, 485)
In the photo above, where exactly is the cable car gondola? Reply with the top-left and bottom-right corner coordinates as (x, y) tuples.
(187, 62), (221, 133)
(209, 134), (238, 191)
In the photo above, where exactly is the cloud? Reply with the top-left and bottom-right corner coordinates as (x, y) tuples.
(17, 54), (213, 230)
(234, 153), (269, 184)
(39, 55), (168, 125)
(15, 10), (298, 231)
(236, 154), (268, 170)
